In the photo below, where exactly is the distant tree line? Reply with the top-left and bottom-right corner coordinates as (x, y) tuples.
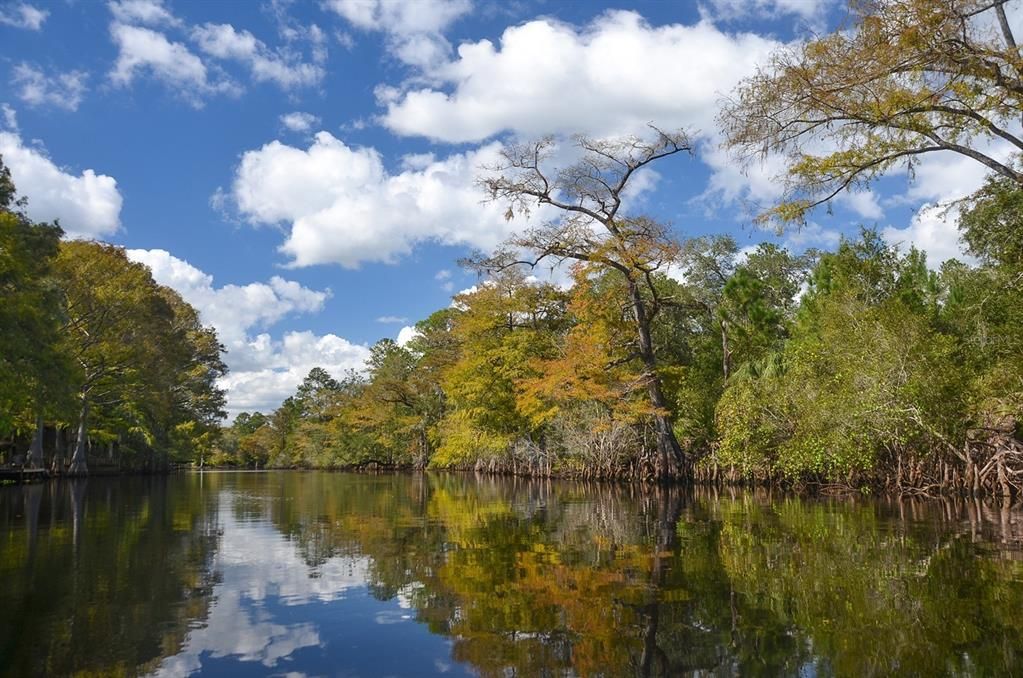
(214, 194), (1020, 494)
(0, 159), (226, 475)
(214, 0), (1023, 494)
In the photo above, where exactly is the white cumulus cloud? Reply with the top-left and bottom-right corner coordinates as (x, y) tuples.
(125, 248), (371, 416)
(0, 128), (122, 238)
(325, 0), (471, 68)
(326, 0), (471, 35)
(125, 248), (330, 347)
(0, 3), (47, 30)
(279, 111), (320, 133)
(218, 331), (370, 414)
(783, 222), (840, 251)
(883, 205), (974, 269)
(109, 22), (239, 105)
(191, 22), (324, 89)
(396, 325), (420, 347)
(1, 104), (16, 130)
(107, 0), (180, 27)
(878, 137), (1011, 267)
(380, 11), (781, 143)
(226, 132), (542, 268)
(836, 189), (884, 221)
(11, 63), (88, 112)
(701, 0), (836, 23)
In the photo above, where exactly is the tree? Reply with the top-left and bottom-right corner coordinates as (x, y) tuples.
(720, 0), (1023, 226)
(433, 269), (568, 472)
(1, 155), (225, 473)
(0, 155), (68, 466)
(350, 339), (434, 466)
(295, 367), (342, 422)
(477, 128), (695, 480)
(159, 289), (227, 465)
(715, 232), (967, 483)
(516, 265), (663, 476)
(957, 172), (1023, 267)
(943, 174), (1023, 492)
(719, 244), (808, 379)
(55, 242), (183, 474)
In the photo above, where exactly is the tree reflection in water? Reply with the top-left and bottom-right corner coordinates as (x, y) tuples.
(2, 472), (1023, 677)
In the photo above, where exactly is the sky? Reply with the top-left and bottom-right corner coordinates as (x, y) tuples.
(0, 0), (1011, 418)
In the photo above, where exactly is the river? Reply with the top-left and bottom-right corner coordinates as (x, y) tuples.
(1, 471), (1022, 676)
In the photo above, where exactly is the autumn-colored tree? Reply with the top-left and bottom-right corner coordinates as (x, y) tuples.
(516, 265), (658, 475)
(720, 0), (1023, 225)
(478, 129), (695, 480)
(433, 269), (568, 471)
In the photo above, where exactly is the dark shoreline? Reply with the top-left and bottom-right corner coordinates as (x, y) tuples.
(5, 463), (1017, 502)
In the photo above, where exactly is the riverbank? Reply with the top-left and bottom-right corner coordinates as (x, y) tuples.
(7, 437), (1022, 499)
(0, 462), (193, 484)
(191, 456), (1023, 499)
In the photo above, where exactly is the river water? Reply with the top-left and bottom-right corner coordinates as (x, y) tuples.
(1, 471), (1022, 676)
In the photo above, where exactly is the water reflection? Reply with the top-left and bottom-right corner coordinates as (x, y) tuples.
(150, 494), (360, 676)
(0, 477), (220, 676)
(1, 473), (1023, 676)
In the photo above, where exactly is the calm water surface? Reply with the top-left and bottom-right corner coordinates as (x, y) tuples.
(2, 472), (1023, 677)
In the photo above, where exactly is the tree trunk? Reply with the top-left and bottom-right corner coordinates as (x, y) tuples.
(27, 412), (44, 469)
(416, 428), (430, 470)
(996, 1), (1017, 50)
(721, 320), (730, 380)
(24, 483), (43, 564)
(68, 398), (90, 477)
(639, 489), (683, 676)
(52, 426), (65, 474)
(629, 282), (690, 482)
(70, 479), (87, 554)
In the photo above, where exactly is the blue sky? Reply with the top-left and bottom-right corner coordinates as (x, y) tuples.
(0, 0), (1004, 416)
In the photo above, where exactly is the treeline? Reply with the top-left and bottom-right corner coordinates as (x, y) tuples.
(216, 171), (1022, 494)
(213, 0), (1023, 495)
(1, 160), (227, 475)
(215, 0), (1023, 497)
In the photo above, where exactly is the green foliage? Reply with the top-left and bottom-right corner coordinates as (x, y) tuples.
(0, 154), (226, 470)
(715, 231), (979, 482)
(206, 174), (1020, 494)
(720, 0), (1023, 226)
(958, 172), (1023, 268)
(53, 241), (227, 469)
(0, 208), (66, 432)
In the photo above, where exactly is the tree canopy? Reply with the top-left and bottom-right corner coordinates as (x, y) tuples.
(0, 154), (227, 474)
(720, 0), (1023, 225)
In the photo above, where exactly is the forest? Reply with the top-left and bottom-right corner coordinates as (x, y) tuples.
(0, 162), (227, 476)
(3, 0), (1023, 495)
(213, 208), (1022, 494)
(211, 0), (1023, 494)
